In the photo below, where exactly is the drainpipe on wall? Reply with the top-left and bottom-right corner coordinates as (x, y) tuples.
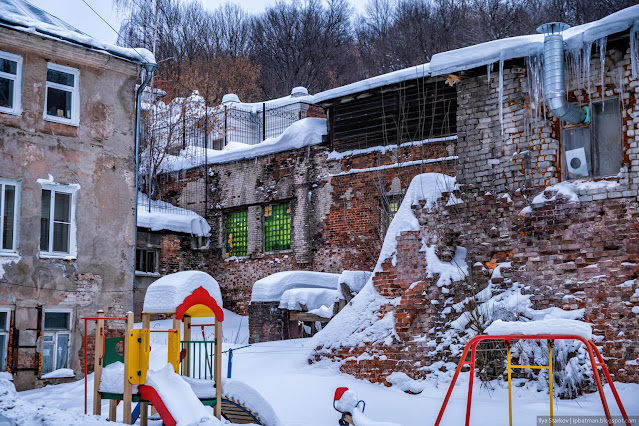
(133, 62), (156, 314)
(537, 22), (588, 124)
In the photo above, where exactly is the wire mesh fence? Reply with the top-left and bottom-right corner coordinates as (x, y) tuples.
(138, 99), (312, 217)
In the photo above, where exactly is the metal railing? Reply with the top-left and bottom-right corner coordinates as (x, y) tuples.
(180, 340), (216, 380)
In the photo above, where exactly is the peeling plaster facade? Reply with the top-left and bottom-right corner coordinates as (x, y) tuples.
(0, 26), (140, 390)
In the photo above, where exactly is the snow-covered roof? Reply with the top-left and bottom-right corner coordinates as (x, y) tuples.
(338, 270), (372, 295)
(278, 288), (340, 317)
(159, 117), (327, 172)
(143, 271), (222, 314)
(137, 192), (211, 237)
(222, 92), (315, 112)
(251, 271), (340, 303)
(314, 5), (639, 103)
(485, 319), (593, 340)
(0, 0), (155, 65)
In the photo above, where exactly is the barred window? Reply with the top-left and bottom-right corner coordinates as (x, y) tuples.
(225, 210), (248, 257)
(264, 202), (291, 252)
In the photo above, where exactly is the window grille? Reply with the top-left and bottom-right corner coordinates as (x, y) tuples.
(225, 210), (248, 257)
(264, 202), (291, 252)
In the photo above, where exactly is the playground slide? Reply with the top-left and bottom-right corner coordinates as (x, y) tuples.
(138, 364), (217, 426)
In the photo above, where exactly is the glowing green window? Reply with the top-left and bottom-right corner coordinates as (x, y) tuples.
(264, 202), (291, 252)
(225, 210), (248, 257)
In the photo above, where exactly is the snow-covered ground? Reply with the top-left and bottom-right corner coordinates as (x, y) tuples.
(7, 313), (638, 426)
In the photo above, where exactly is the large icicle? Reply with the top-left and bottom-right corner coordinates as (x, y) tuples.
(487, 62), (494, 85)
(599, 37), (607, 103)
(499, 59), (504, 138)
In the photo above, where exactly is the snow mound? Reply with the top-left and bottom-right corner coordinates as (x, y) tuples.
(160, 118), (327, 172)
(145, 364), (220, 426)
(485, 319), (593, 340)
(99, 362), (139, 394)
(278, 288), (340, 317)
(375, 173), (459, 273)
(137, 192), (211, 237)
(143, 271), (222, 314)
(338, 270), (372, 296)
(251, 271), (339, 303)
(41, 368), (75, 379)
(0, 376), (113, 425)
(312, 280), (398, 350)
(424, 245), (468, 287)
(222, 379), (283, 426)
(333, 389), (401, 426)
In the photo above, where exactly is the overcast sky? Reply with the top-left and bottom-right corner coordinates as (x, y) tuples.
(26, 0), (366, 45)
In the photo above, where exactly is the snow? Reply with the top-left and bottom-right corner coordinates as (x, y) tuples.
(98, 362), (137, 395)
(525, 180), (622, 211)
(485, 319), (593, 340)
(0, 0), (154, 65)
(137, 192), (211, 237)
(424, 245), (468, 287)
(313, 64), (430, 104)
(633, 306), (639, 314)
(278, 288), (340, 317)
(41, 368), (75, 379)
(159, 118), (327, 172)
(327, 136), (457, 160)
(338, 270), (372, 296)
(331, 157), (458, 177)
(222, 379), (282, 426)
(312, 280), (399, 351)
(250, 271), (340, 303)
(13, 334), (639, 426)
(375, 173), (459, 273)
(144, 364), (219, 426)
(143, 271), (223, 314)
(429, 5), (639, 75)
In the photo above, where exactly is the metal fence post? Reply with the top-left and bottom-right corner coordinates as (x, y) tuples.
(227, 348), (233, 378)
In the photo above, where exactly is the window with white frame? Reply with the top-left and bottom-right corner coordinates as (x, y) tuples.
(44, 63), (79, 125)
(0, 309), (10, 371)
(0, 179), (19, 253)
(40, 185), (77, 257)
(41, 310), (72, 375)
(0, 50), (22, 115)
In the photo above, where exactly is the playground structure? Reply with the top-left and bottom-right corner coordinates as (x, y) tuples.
(82, 271), (271, 425)
(434, 334), (631, 426)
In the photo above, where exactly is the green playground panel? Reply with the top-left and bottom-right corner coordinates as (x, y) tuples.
(103, 337), (124, 367)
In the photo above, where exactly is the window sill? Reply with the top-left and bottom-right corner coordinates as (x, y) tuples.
(38, 252), (77, 260)
(224, 255), (249, 262)
(43, 115), (79, 127)
(0, 251), (19, 258)
(0, 108), (21, 117)
(135, 271), (160, 277)
(264, 249), (293, 255)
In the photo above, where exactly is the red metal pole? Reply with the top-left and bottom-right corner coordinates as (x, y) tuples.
(464, 341), (478, 426)
(84, 318), (88, 415)
(587, 341), (631, 426)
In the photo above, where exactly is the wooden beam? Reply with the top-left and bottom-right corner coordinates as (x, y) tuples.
(214, 319), (222, 420)
(93, 311), (105, 416)
(183, 316), (191, 377)
(140, 313), (150, 426)
(122, 311), (134, 424)
(289, 312), (332, 323)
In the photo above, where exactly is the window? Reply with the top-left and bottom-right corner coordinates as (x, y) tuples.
(40, 185), (77, 258)
(0, 309), (10, 371)
(136, 248), (158, 274)
(381, 195), (402, 237)
(264, 202), (291, 252)
(563, 98), (621, 180)
(44, 63), (79, 125)
(225, 210), (248, 257)
(42, 310), (71, 375)
(0, 50), (22, 115)
(0, 179), (19, 253)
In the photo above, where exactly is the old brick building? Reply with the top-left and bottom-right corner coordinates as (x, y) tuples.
(0, 1), (154, 389)
(312, 12), (639, 385)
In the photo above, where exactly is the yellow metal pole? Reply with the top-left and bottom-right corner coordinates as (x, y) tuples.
(123, 311), (134, 425)
(549, 341), (554, 425)
(507, 344), (512, 426)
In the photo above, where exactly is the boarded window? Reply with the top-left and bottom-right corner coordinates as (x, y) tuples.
(264, 202), (291, 252)
(563, 98), (621, 180)
(225, 210), (248, 257)
(136, 248), (158, 273)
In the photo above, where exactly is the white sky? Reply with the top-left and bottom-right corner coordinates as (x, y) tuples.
(25, 0), (367, 45)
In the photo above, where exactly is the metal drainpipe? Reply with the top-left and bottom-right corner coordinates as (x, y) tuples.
(133, 62), (156, 314)
(537, 22), (587, 124)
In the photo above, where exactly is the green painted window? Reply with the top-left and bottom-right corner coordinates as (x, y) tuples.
(264, 202), (291, 252)
(225, 210), (248, 257)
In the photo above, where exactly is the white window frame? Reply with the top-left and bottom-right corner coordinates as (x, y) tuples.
(0, 308), (10, 372)
(39, 183), (78, 259)
(0, 50), (22, 115)
(0, 178), (20, 255)
(41, 309), (73, 375)
(43, 63), (80, 126)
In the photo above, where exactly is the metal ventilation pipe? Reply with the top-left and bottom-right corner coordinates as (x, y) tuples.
(537, 22), (587, 124)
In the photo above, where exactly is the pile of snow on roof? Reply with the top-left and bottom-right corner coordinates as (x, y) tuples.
(143, 271), (222, 314)
(0, 0), (155, 64)
(251, 271), (339, 303)
(137, 192), (211, 237)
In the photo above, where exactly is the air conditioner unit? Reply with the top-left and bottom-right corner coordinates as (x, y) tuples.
(565, 147), (589, 177)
